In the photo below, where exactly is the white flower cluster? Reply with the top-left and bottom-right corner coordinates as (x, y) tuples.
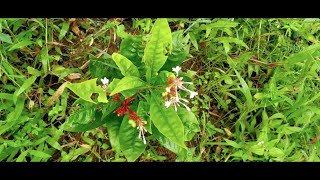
(164, 66), (198, 111)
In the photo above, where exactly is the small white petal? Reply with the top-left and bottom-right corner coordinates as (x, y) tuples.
(166, 87), (171, 93)
(101, 77), (109, 85)
(179, 101), (191, 111)
(179, 98), (189, 103)
(172, 66), (181, 75)
(165, 101), (172, 108)
(190, 91), (198, 98)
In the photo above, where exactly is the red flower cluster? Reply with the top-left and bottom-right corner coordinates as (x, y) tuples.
(113, 97), (143, 126)
(129, 109), (143, 125)
(106, 93), (120, 102)
(113, 93), (120, 102)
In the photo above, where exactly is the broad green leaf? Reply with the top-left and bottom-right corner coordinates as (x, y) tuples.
(177, 108), (200, 141)
(142, 18), (172, 81)
(112, 53), (140, 77)
(97, 90), (108, 103)
(119, 36), (144, 67)
(62, 101), (120, 132)
(0, 32), (12, 44)
(150, 94), (186, 148)
(59, 22), (70, 40)
(13, 76), (37, 104)
(119, 115), (147, 162)
(27, 66), (41, 76)
(105, 114), (122, 153)
(29, 150), (52, 159)
(65, 78), (105, 103)
(153, 126), (186, 156)
(161, 30), (190, 71)
(110, 76), (146, 96)
(269, 147), (285, 158)
(8, 40), (33, 51)
(249, 145), (265, 155)
(89, 56), (122, 80)
(224, 138), (242, 148)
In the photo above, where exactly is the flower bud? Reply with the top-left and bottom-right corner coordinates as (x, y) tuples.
(128, 120), (137, 128)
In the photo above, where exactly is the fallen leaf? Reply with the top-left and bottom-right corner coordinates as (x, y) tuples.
(311, 134), (320, 144)
(71, 24), (80, 36)
(69, 18), (76, 22)
(29, 100), (35, 110)
(215, 146), (222, 155)
(46, 82), (69, 107)
(224, 128), (232, 138)
(80, 144), (91, 150)
(67, 73), (82, 80)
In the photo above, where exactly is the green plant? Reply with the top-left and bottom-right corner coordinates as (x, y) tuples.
(61, 18), (200, 162)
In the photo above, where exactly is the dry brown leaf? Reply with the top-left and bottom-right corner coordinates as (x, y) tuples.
(224, 128), (232, 138)
(69, 18), (76, 22)
(46, 82), (69, 107)
(71, 24), (80, 36)
(311, 134), (320, 144)
(47, 41), (67, 47)
(28, 100), (35, 110)
(67, 73), (82, 80)
(215, 146), (222, 155)
(80, 144), (91, 150)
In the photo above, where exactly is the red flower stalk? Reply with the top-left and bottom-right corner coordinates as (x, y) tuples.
(114, 97), (135, 116)
(112, 93), (120, 102)
(128, 109), (143, 125)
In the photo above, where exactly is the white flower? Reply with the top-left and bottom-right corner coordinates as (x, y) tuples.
(137, 124), (147, 144)
(189, 91), (198, 98)
(165, 101), (172, 108)
(165, 87), (171, 93)
(101, 77), (109, 85)
(172, 66), (181, 76)
(165, 96), (191, 112)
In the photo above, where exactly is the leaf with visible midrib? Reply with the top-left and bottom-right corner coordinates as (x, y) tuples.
(177, 108), (200, 141)
(142, 18), (172, 81)
(149, 93), (186, 149)
(112, 53), (140, 77)
(110, 76), (146, 96)
(119, 115), (146, 162)
(65, 78), (107, 103)
(105, 114), (122, 153)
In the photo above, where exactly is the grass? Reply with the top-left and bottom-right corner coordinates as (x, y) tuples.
(0, 18), (320, 162)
